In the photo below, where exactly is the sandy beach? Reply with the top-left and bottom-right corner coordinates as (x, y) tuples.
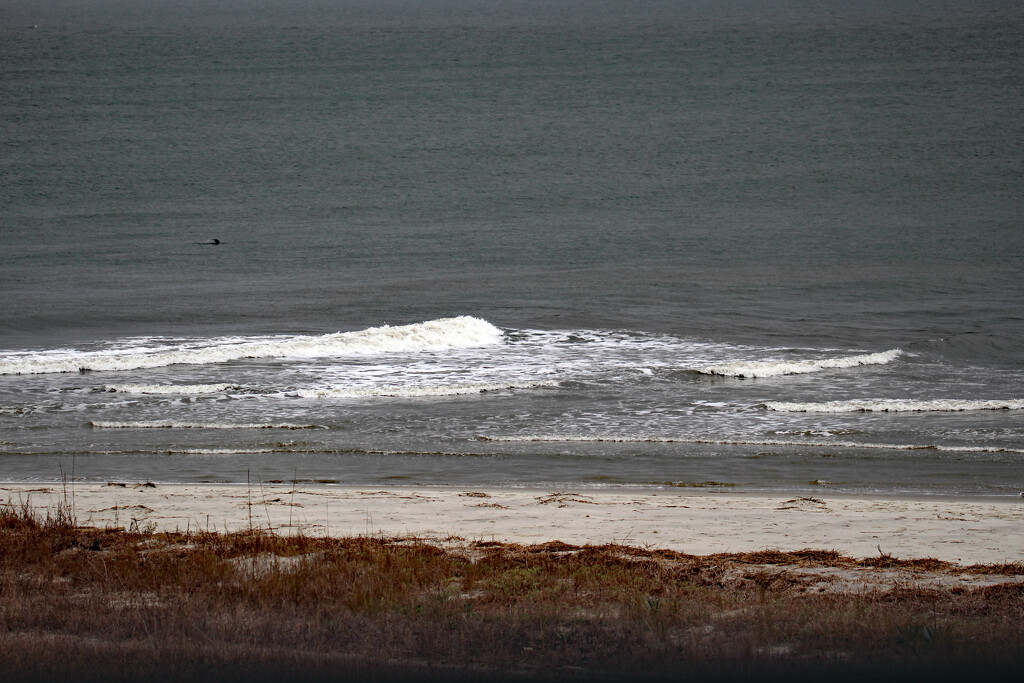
(3, 482), (1023, 681)
(3, 483), (1020, 565)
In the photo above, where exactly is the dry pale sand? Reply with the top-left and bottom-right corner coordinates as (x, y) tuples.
(2, 483), (1021, 565)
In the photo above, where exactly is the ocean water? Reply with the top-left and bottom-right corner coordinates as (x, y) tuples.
(2, 0), (1023, 496)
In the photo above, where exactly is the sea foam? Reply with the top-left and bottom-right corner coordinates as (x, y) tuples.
(0, 316), (502, 375)
(696, 349), (902, 378)
(291, 380), (558, 399)
(103, 384), (240, 395)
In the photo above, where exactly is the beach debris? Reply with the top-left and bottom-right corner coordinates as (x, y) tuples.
(536, 492), (596, 507)
(777, 497), (828, 510)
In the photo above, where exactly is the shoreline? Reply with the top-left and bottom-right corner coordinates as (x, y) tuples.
(3, 483), (1021, 565)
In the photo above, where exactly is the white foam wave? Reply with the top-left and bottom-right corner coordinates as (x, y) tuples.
(478, 435), (1024, 454)
(103, 383), (240, 395)
(167, 448), (282, 454)
(764, 399), (1024, 413)
(696, 349), (902, 378)
(0, 316), (502, 375)
(89, 421), (323, 430)
(291, 380), (559, 398)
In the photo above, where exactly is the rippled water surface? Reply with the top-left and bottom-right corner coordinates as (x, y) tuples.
(2, 1), (1022, 495)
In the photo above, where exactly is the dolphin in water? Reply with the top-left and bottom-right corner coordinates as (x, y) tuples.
(198, 239), (221, 245)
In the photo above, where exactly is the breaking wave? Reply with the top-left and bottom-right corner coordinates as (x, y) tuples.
(0, 316), (502, 375)
(696, 349), (902, 378)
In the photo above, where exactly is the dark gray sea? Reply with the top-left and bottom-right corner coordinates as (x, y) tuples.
(2, 0), (1023, 496)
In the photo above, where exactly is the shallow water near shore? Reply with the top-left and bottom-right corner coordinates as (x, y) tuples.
(2, 1), (1022, 496)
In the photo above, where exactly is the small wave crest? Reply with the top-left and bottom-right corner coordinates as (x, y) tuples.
(89, 421), (323, 430)
(696, 349), (902, 378)
(908, 334), (1024, 365)
(763, 399), (1024, 413)
(0, 316), (502, 375)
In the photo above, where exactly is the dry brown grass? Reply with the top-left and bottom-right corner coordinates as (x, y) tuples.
(1, 501), (1022, 682)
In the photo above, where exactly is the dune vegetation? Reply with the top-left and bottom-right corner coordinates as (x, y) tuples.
(1, 499), (1022, 682)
